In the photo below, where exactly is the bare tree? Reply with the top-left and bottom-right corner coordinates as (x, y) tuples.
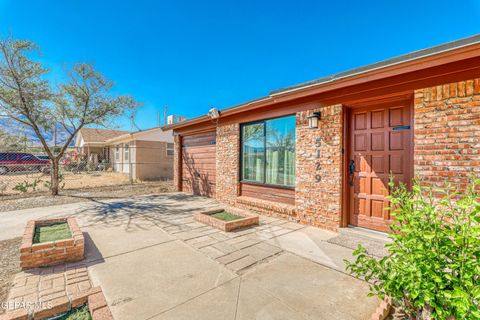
(0, 37), (139, 195)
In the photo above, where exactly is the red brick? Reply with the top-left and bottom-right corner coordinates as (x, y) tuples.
(31, 243), (54, 252)
(88, 292), (107, 312)
(414, 78), (480, 194)
(69, 287), (102, 308)
(55, 239), (74, 247)
(91, 306), (113, 320)
(19, 243), (31, 254)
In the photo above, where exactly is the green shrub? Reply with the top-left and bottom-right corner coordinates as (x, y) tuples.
(346, 178), (480, 320)
(13, 178), (41, 193)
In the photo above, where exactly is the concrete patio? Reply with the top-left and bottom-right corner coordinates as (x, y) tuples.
(1, 193), (381, 320)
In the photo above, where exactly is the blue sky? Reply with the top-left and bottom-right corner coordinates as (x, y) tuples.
(1, 0), (479, 131)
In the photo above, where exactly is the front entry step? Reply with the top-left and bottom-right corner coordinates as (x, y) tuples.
(326, 226), (391, 258)
(341, 225), (391, 242)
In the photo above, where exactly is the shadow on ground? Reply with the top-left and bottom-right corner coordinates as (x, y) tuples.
(74, 193), (218, 233)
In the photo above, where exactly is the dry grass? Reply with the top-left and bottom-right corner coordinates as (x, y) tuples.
(0, 171), (131, 195)
(0, 180), (174, 213)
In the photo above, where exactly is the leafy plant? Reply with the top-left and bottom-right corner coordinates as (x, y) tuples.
(13, 178), (42, 193)
(345, 178), (480, 320)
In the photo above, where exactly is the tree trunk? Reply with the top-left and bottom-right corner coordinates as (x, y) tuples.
(51, 159), (60, 196)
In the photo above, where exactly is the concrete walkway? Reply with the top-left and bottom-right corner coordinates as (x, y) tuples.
(1, 193), (380, 319)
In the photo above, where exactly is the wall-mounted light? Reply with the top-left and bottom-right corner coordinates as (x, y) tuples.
(307, 112), (321, 129)
(208, 107), (220, 119)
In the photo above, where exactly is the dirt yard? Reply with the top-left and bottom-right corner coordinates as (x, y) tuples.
(0, 237), (21, 315)
(0, 171), (132, 195)
(0, 180), (174, 212)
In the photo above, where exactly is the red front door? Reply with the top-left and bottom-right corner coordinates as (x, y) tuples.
(348, 102), (412, 232)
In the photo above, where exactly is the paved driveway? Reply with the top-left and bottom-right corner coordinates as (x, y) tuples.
(1, 193), (379, 320)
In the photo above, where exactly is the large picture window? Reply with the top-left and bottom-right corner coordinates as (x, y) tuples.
(241, 115), (295, 187)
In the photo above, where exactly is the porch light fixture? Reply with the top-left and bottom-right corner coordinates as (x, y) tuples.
(307, 112), (321, 129)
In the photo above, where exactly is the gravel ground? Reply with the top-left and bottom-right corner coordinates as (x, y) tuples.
(0, 181), (174, 213)
(0, 237), (21, 315)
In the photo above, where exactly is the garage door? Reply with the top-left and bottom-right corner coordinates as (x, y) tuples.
(181, 131), (216, 197)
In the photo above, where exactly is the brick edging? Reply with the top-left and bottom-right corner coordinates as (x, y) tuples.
(194, 207), (259, 232)
(20, 217), (85, 269)
(371, 296), (392, 320)
(0, 287), (113, 320)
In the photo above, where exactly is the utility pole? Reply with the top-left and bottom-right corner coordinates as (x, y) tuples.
(54, 126), (57, 148)
(163, 105), (168, 126)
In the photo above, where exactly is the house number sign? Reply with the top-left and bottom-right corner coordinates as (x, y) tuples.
(315, 137), (321, 182)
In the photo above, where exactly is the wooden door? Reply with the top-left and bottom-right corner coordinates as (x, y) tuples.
(348, 102), (412, 232)
(181, 131), (216, 197)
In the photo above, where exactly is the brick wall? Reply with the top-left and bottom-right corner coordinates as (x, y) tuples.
(213, 106), (344, 230)
(173, 134), (182, 191)
(295, 104), (344, 231)
(414, 79), (480, 190)
(215, 123), (240, 205)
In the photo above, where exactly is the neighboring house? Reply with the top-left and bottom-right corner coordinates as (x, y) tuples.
(75, 127), (174, 181)
(105, 127), (174, 181)
(164, 34), (480, 233)
(75, 128), (129, 163)
(167, 114), (187, 124)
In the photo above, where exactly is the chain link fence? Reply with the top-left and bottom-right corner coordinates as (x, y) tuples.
(0, 144), (174, 196)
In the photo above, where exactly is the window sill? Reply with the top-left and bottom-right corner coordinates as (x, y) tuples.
(236, 196), (296, 215)
(240, 180), (294, 190)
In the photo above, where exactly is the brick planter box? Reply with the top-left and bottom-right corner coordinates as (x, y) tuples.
(0, 287), (112, 320)
(371, 296), (392, 320)
(20, 217), (84, 270)
(194, 207), (259, 232)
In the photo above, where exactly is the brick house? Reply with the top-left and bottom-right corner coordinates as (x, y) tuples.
(164, 34), (480, 232)
(75, 127), (175, 181)
(75, 128), (129, 162)
(106, 127), (174, 181)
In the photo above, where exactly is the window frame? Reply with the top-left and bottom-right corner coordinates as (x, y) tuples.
(124, 144), (130, 162)
(240, 114), (296, 190)
(115, 145), (120, 161)
(166, 143), (174, 156)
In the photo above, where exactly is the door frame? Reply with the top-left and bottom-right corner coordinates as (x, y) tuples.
(341, 93), (415, 229)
